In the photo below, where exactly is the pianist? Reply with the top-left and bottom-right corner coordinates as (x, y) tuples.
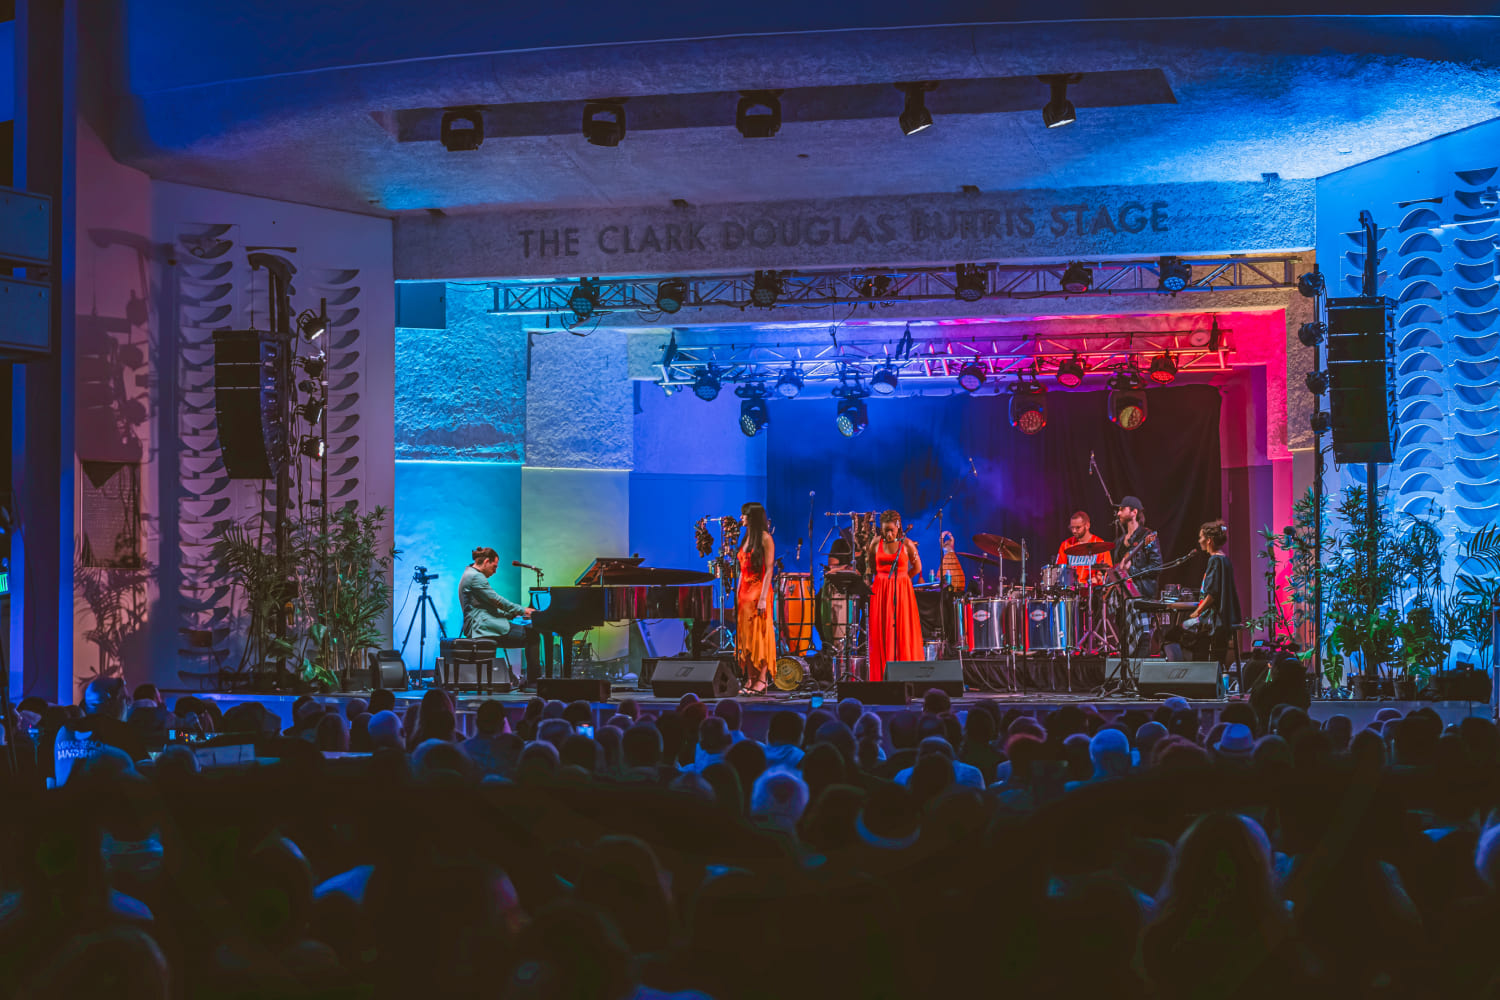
(459, 546), (542, 687)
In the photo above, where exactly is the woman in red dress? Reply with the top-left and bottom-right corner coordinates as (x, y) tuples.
(864, 509), (923, 682)
(736, 502), (776, 694)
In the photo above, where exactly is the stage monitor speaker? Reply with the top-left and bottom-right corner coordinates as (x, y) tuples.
(367, 649), (407, 690)
(213, 330), (287, 479)
(650, 660), (740, 700)
(640, 654), (734, 690)
(537, 678), (612, 703)
(1137, 659), (1220, 699)
(1326, 297), (1393, 464)
(837, 680), (913, 705)
(884, 660), (965, 697)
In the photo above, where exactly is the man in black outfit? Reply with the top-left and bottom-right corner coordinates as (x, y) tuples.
(1111, 496), (1161, 659)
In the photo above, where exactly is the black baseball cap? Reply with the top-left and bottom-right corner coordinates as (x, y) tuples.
(1118, 496), (1145, 512)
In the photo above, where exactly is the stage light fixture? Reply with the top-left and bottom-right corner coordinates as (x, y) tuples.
(1306, 370), (1329, 395)
(297, 400), (325, 425)
(1040, 74), (1079, 128)
(833, 378), (871, 437)
(776, 368), (803, 399)
(739, 396), (770, 437)
(1297, 321), (1327, 347)
(439, 108), (484, 151)
(1056, 354), (1086, 388)
(957, 362), (986, 392)
(582, 101), (627, 147)
(1107, 373), (1148, 430)
(1060, 261), (1093, 294)
(568, 279), (599, 321)
(736, 91), (782, 138)
(1157, 256), (1192, 293)
(1148, 352), (1178, 384)
(1009, 382), (1048, 435)
(871, 365), (899, 395)
(897, 83), (934, 135)
(1297, 270), (1325, 299)
(296, 309), (328, 342)
(1310, 411), (1331, 434)
(299, 436), (325, 460)
(297, 355), (326, 379)
(297, 378), (321, 396)
(955, 264), (986, 302)
(655, 278), (688, 314)
(693, 369), (722, 402)
(751, 270), (783, 308)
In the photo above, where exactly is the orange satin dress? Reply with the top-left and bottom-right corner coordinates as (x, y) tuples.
(736, 547), (775, 684)
(868, 540), (922, 682)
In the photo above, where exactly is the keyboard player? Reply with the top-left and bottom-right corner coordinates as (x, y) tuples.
(459, 546), (542, 686)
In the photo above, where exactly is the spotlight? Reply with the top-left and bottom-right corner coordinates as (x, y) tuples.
(955, 264), (986, 302)
(1187, 317), (1223, 351)
(871, 365), (899, 396)
(1060, 261), (1093, 294)
(693, 369), (722, 402)
(1040, 74), (1079, 128)
(739, 396), (770, 437)
(297, 355), (326, 379)
(775, 367), (803, 399)
(1009, 382), (1048, 435)
(1148, 352), (1178, 384)
(299, 436), (325, 460)
(957, 362), (986, 392)
(1157, 256), (1192, 293)
(297, 400), (325, 425)
(1297, 270), (1325, 299)
(582, 101), (626, 147)
(1306, 370), (1329, 395)
(296, 309), (328, 342)
(736, 91), (782, 138)
(655, 278), (688, 314)
(1108, 373), (1148, 430)
(1311, 411), (1331, 434)
(1297, 321), (1327, 347)
(1056, 354), (1086, 388)
(568, 279), (599, 321)
(297, 379), (321, 396)
(897, 83), (934, 135)
(833, 379), (870, 438)
(439, 108), (484, 151)
(751, 270), (782, 308)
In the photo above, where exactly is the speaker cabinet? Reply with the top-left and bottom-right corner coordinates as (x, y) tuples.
(885, 659), (964, 697)
(1326, 297), (1393, 464)
(649, 660), (740, 700)
(536, 678), (612, 702)
(837, 681), (913, 705)
(213, 330), (288, 479)
(367, 649), (407, 690)
(1137, 659), (1220, 699)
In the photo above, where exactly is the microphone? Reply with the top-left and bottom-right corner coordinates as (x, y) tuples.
(968, 456), (978, 478)
(512, 560), (540, 571)
(796, 537), (803, 559)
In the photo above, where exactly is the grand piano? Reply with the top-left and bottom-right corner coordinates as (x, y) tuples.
(529, 558), (716, 678)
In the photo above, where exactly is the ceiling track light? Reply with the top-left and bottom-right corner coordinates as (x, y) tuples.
(655, 278), (688, 314)
(957, 362), (987, 392)
(775, 367), (803, 399)
(736, 90), (783, 138)
(1056, 354), (1086, 388)
(582, 100), (627, 147)
(1009, 381), (1048, 435)
(1060, 261), (1093, 294)
(439, 108), (484, 151)
(955, 263), (987, 302)
(1148, 352), (1178, 384)
(1157, 256), (1193, 294)
(751, 270), (783, 308)
(1039, 73), (1081, 128)
(896, 82), (936, 135)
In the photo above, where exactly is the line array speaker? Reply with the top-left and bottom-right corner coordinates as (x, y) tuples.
(213, 330), (288, 479)
(1325, 296), (1393, 464)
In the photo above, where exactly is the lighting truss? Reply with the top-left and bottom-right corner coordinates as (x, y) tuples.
(653, 329), (1234, 390)
(483, 255), (1302, 317)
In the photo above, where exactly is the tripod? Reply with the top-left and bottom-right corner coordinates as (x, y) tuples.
(401, 571), (448, 688)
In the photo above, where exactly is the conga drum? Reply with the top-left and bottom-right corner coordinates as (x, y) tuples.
(776, 573), (815, 655)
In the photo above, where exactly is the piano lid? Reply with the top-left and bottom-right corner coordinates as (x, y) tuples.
(574, 557), (713, 587)
(575, 557), (643, 586)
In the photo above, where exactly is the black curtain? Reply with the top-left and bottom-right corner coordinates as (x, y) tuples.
(764, 385), (1222, 590)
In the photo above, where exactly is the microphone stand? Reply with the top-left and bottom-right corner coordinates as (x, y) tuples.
(1096, 551), (1195, 697)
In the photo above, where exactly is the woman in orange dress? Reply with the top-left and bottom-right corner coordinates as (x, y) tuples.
(736, 502), (776, 694)
(865, 509), (923, 682)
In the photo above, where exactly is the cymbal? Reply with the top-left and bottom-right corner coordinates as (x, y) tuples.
(972, 533), (1023, 561)
(954, 550), (1000, 566)
(1063, 540), (1113, 557)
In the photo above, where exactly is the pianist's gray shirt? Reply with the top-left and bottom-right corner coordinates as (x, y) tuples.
(459, 565), (526, 637)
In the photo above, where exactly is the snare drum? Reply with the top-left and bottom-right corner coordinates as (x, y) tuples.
(1025, 597), (1077, 652)
(1040, 564), (1067, 591)
(776, 573), (815, 655)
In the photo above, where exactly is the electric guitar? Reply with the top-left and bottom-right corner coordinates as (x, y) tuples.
(1106, 530), (1159, 598)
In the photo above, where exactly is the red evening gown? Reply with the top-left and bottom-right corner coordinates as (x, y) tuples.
(867, 540), (922, 681)
(736, 547), (775, 686)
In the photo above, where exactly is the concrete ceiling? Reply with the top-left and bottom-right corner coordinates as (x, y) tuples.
(111, 16), (1500, 217)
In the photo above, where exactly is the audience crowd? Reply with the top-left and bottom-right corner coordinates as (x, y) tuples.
(5, 669), (1500, 999)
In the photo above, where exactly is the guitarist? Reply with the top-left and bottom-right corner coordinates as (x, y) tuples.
(1111, 496), (1162, 660)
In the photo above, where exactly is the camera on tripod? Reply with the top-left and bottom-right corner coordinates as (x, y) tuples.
(413, 565), (439, 585)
